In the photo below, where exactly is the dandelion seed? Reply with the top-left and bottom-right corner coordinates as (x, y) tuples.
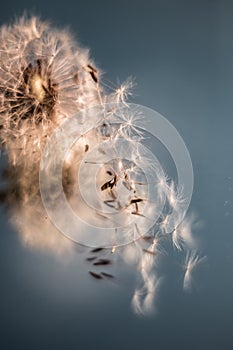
(183, 251), (206, 291)
(93, 259), (111, 266)
(89, 271), (103, 280)
(86, 256), (97, 262)
(91, 247), (105, 253)
(114, 77), (134, 104)
(87, 64), (98, 83)
(172, 228), (184, 251)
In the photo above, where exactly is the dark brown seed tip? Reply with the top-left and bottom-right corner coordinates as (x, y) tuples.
(93, 259), (111, 266)
(91, 247), (104, 253)
(86, 256), (97, 262)
(89, 271), (103, 279)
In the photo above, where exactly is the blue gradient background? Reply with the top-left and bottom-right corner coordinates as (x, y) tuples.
(0, 1), (232, 349)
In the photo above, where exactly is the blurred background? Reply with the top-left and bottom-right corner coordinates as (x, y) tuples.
(0, 1), (232, 349)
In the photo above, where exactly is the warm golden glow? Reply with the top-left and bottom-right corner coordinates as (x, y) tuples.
(30, 73), (46, 102)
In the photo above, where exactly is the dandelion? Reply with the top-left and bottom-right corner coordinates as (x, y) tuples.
(0, 15), (101, 168)
(0, 15), (204, 316)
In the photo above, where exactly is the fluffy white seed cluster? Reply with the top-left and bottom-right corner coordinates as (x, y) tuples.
(0, 16), (101, 167)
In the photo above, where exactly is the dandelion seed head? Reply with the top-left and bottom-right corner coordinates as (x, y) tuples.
(0, 16), (100, 166)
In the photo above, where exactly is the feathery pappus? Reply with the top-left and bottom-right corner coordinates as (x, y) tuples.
(0, 15), (101, 168)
